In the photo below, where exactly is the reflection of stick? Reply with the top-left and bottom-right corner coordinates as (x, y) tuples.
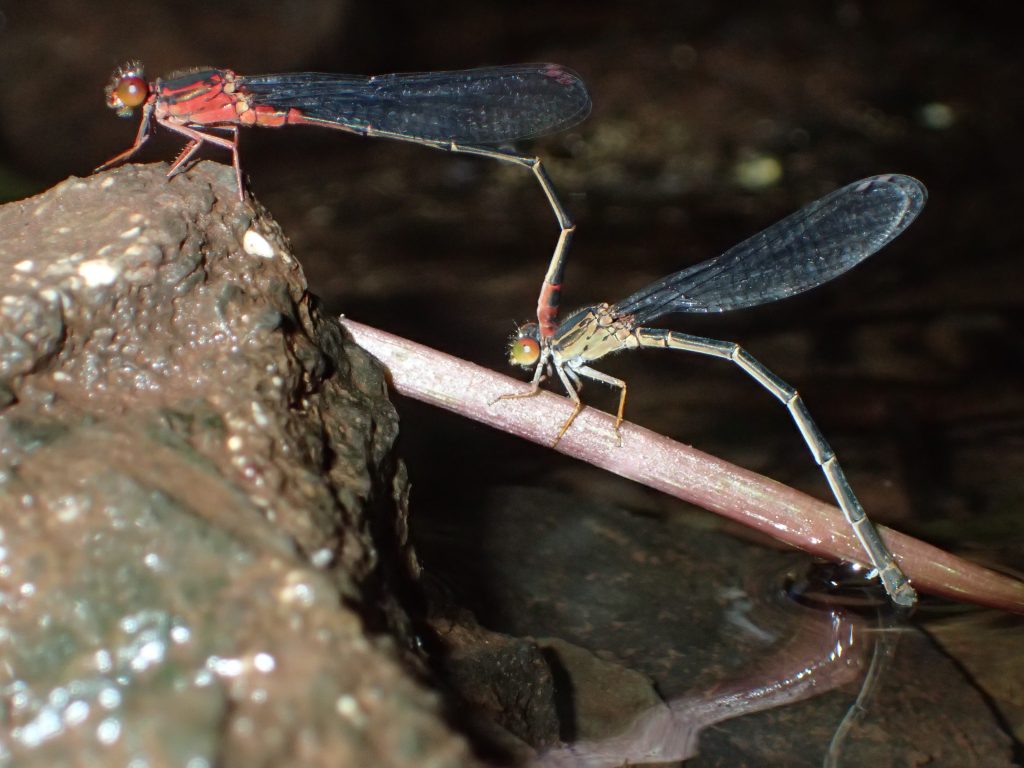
(342, 318), (1024, 613)
(533, 610), (868, 767)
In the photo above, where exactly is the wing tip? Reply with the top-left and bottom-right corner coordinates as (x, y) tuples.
(860, 173), (928, 228)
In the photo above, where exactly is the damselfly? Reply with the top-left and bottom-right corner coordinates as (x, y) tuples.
(98, 61), (591, 335)
(506, 174), (926, 606)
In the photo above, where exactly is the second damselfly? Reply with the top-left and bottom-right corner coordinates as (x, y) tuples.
(507, 174), (926, 607)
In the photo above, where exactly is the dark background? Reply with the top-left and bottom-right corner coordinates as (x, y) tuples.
(2, 0), (1022, 762)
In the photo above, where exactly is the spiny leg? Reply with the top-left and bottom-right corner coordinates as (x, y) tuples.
(167, 138), (203, 176)
(491, 352), (583, 446)
(494, 343), (551, 408)
(155, 119), (243, 198)
(570, 364), (629, 429)
(546, 363), (631, 446)
(551, 363), (586, 445)
(634, 327), (916, 607)
(227, 125), (242, 200)
(96, 101), (155, 171)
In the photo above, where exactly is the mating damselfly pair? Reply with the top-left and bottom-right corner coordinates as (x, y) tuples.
(99, 62), (924, 607)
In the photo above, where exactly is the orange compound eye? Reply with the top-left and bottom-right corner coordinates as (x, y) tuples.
(114, 76), (149, 108)
(105, 63), (149, 116)
(509, 334), (541, 366)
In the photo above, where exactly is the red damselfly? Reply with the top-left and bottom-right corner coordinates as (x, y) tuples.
(506, 174), (927, 607)
(98, 61), (590, 335)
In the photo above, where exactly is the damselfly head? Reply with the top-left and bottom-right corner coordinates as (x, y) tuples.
(508, 323), (542, 367)
(105, 61), (150, 117)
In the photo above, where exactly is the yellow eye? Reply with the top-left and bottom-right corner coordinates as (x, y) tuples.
(509, 335), (541, 366)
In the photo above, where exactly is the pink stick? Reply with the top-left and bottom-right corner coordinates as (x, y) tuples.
(341, 318), (1024, 614)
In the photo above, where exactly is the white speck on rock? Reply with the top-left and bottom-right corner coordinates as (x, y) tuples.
(243, 230), (275, 259)
(77, 260), (119, 287)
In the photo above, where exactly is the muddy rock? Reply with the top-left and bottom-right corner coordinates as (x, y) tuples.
(0, 162), (475, 767)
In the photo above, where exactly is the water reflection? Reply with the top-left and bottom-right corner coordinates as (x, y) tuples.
(414, 486), (1017, 765)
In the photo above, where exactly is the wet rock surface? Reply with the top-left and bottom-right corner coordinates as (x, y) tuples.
(0, 163), (475, 767)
